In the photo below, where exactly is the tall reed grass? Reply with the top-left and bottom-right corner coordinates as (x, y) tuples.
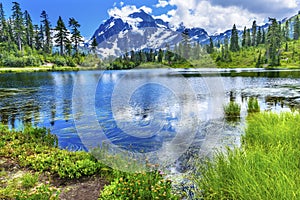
(194, 112), (300, 199)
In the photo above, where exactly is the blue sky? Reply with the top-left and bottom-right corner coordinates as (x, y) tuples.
(2, 0), (300, 38)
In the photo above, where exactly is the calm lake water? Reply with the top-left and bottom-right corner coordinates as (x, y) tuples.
(1, 68), (300, 162)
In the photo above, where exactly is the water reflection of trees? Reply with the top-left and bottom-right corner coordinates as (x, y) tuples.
(0, 99), (40, 128)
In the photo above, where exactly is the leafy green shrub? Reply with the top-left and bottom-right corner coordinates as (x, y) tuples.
(223, 101), (241, 118)
(25, 55), (41, 66)
(53, 56), (66, 66)
(66, 57), (77, 67)
(0, 125), (109, 179)
(2, 55), (41, 67)
(100, 171), (178, 200)
(20, 173), (39, 189)
(3, 55), (25, 67)
(15, 183), (60, 200)
(80, 54), (101, 67)
(247, 97), (260, 113)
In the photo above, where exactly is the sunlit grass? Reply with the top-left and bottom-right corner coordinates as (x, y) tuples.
(194, 112), (300, 199)
(247, 97), (260, 113)
(223, 101), (241, 119)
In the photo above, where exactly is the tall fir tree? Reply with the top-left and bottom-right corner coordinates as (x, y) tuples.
(40, 11), (52, 53)
(256, 27), (262, 45)
(262, 29), (266, 44)
(207, 37), (214, 54)
(285, 20), (290, 40)
(69, 17), (83, 54)
(91, 37), (98, 54)
(246, 28), (251, 47)
(230, 24), (240, 52)
(33, 24), (42, 50)
(293, 16), (300, 40)
(251, 20), (257, 46)
(54, 16), (69, 56)
(7, 18), (14, 44)
(242, 26), (246, 47)
(24, 10), (34, 48)
(157, 48), (163, 62)
(182, 29), (190, 59)
(0, 3), (8, 42)
(11, 2), (24, 51)
(266, 18), (282, 66)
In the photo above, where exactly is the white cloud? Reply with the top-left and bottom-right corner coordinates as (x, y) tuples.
(108, 5), (152, 19)
(155, 0), (169, 8)
(210, 0), (298, 14)
(155, 0), (300, 34)
(140, 6), (153, 14)
(109, 0), (299, 34)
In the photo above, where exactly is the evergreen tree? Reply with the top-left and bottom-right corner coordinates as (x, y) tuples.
(242, 26), (246, 47)
(130, 50), (135, 62)
(40, 11), (52, 53)
(230, 24), (240, 52)
(150, 49), (155, 62)
(193, 42), (200, 60)
(266, 18), (282, 66)
(246, 28), (251, 47)
(11, 2), (24, 51)
(252, 20), (257, 46)
(54, 16), (69, 56)
(285, 20), (290, 40)
(91, 37), (98, 54)
(182, 29), (190, 59)
(262, 29), (266, 44)
(207, 37), (214, 54)
(69, 17), (83, 54)
(157, 48), (163, 63)
(293, 16), (300, 40)
(24, 10), (34, 48)
(7, 18), (14, 44)
(220, 36), (231, 62)
(256, 27), (262, 45)
(34, 24), (42, 50)
(0, 3), (8, 42)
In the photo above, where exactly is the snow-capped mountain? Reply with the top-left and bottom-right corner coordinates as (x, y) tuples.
(89, 9), (288, 57)
(89, 9), (210, 57)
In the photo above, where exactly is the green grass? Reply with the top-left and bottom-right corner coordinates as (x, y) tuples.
(223, 101), (241, 118)
(194, 112), (300, 199)
(0, 124), (179, 199)
(247, 97), (260, 113)
(20, 173), (39, 189)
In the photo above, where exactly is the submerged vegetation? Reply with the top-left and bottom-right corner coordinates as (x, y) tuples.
(194, 112), (300, 199)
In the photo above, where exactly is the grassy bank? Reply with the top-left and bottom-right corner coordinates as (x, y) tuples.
(0, 125), (178, 199)
(0, 66), (108, 73)
(194, 112), (300, 199)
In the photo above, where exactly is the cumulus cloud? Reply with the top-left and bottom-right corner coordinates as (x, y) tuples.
(108, 5), (152, 19)
(210, 0), (298, 14)
(109, 0), (299, 34)
(155, 0), (300, 34)
(155, 0), (169, 8)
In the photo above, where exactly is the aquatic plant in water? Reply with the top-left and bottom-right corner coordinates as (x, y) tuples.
(247, 97), (260, 113)
(223, 101), (241, 119)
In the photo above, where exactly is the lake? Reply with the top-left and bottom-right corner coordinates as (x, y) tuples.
(1, 68), (300, 169)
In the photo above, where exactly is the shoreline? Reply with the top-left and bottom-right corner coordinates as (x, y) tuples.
(0, 65), (299, 74)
